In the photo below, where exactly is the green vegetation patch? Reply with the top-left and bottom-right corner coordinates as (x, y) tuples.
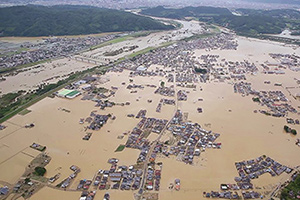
(34, 166), (46, 176)
(281, 174), (300, 200)
(115, 144), (125, 152)
(90, 36), (132, 50)
(195, 67), (208, 74)
(182, 33), (217, 42)
(128, 47), (156, 58)
(125, 41), (174, 59)
(252, 97), (260, 102)
(284, 125), (298, 135)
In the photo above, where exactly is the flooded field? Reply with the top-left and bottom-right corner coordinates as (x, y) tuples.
(0, 21), (300, 200)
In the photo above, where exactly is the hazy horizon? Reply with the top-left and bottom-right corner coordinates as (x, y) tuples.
(0, 0), (300, 10)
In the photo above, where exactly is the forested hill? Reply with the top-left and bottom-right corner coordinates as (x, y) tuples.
(141, 6), (300, 36)
(0, 5), (174, 37)
(140, 6), (232, 19)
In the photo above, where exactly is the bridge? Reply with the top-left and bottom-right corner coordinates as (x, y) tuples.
(73, 56), (108, 65)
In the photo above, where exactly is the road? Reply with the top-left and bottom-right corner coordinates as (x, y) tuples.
(137, 72), (179, 199)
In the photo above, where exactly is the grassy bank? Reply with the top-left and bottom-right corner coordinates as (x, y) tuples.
(89, 36), (133, 50)
(89, 31), (157, 51)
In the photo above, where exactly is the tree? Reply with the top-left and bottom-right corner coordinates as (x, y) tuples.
(291, 129), (297, 135)
(24, 178), (31, 184)
(252, 97), (260, 102)
(284, 125), (290, 133)
(160, 81), (165, 88)
(195, 68), (208, 74)
(34, 166), (46, 176)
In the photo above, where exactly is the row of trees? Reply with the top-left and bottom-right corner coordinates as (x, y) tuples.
(284, 125), (298, 135)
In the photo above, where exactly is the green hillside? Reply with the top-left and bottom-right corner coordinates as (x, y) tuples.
(141, 6), (232, 19)
(0, 5), (174, 37)
(141, 6), (300, 36)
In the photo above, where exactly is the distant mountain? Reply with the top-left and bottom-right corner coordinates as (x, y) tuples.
(141, 6), (300, 37)
(1, 0), (300, 10)
(0, 5), (174, 37)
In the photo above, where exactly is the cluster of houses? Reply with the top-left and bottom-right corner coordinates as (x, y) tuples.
(286, 118), (300, 125)
(87, 112), (110, 131)
(233, 155), (293, 190)
(111, 33), (238, 85)
(163, 110), (221, 164)
(94, 100), (115, 110)
(136, 110), (147, 119)
(203, 191), (240, 199)
(124, 115), (170, 164)
(126, 110), (221, 165)
(79, 191), (96, 200)
(269, 53), (300, 72)
(261, 63), (285, 75)
(58, 165), (81, 189)
(154, 86), (175, 97)
(228, 60), (258, 76)
(126, 84), (144, 90)
(0, 34), (118, 70)
(257, 90), (297, 117)
(77, 159), (143, 191)
(233, 82), (256, 95)
(145, 162), (162, 191)
(176, 70), (201, 83)
(125, 117), (168, 153)
(156, 98), (175, 113)
(207, 56), (258, 82)
(234, 82), (298, 117)
(10, 154), (51, 199)
(241, 191), (262, 199)
(177, 90), (188, 101)
(73, 77), (118, 102)
(205, 155), (292, 199)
